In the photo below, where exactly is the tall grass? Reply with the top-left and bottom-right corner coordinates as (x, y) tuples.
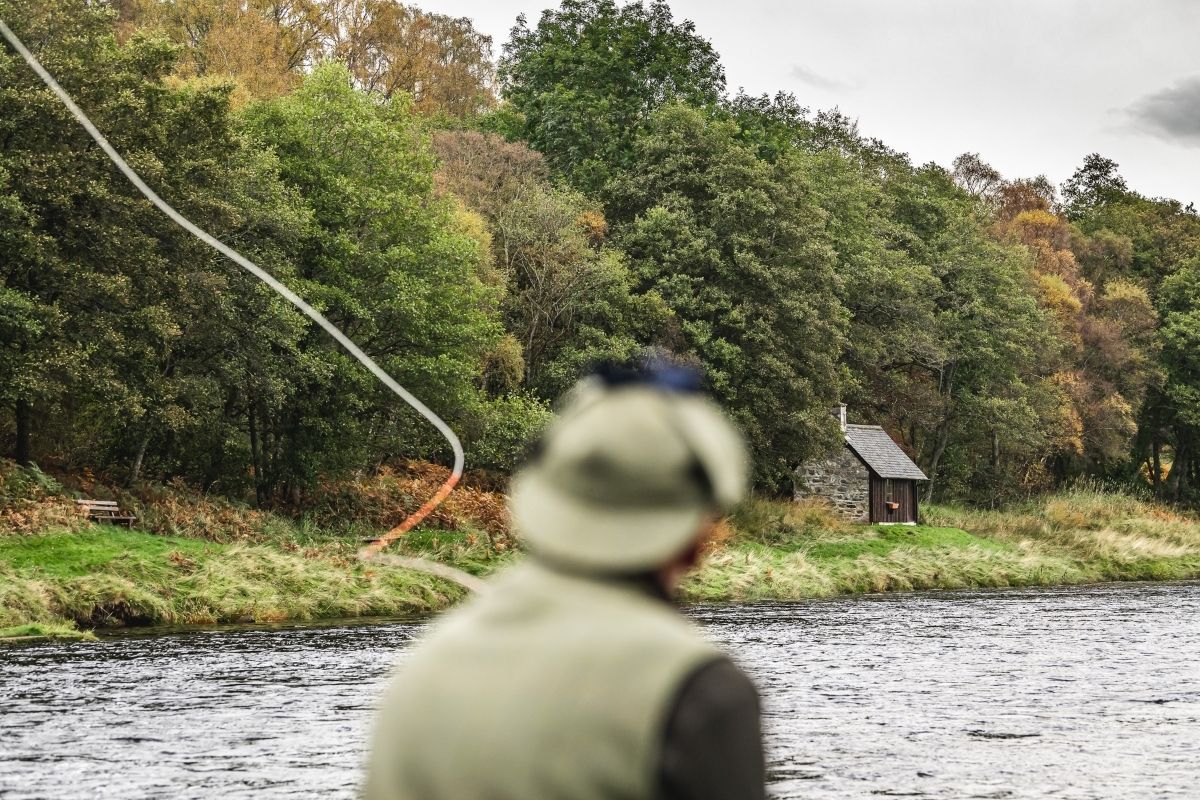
(0, 528), (469, 634)
(6, 460), (1200, 639)
(0, 460), (518, 639)
(685, 490), (1200, 602)
(725, 496), (855, 546)
(925, 485), (1200, 563)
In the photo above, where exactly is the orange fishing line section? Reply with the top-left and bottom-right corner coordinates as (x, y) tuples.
(359, 472), (462, 559)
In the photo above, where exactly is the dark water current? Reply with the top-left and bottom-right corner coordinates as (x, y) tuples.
(2, 581), (1198, 799)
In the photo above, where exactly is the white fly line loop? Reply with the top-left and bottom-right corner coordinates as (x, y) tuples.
(0, 19), (485, 594)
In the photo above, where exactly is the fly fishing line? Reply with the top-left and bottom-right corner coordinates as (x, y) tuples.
(0, 19), (486, 594)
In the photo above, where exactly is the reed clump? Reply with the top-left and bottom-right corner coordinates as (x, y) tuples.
(727, 496), (854, 546)
(0, 622), (95, 641)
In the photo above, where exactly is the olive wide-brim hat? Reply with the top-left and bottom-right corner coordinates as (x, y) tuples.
(510, 379), (749, 573)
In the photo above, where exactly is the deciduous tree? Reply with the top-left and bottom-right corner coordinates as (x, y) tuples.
(606, 104), (847, 485)
(500, 0), (725, 193)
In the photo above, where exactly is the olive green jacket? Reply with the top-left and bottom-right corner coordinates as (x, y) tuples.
(364, 560), (722, 800)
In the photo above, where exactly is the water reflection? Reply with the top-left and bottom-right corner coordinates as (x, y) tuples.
(2, 582), (1198, 798)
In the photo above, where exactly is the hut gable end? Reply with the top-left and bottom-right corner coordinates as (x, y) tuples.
(795, 445), (870, 522)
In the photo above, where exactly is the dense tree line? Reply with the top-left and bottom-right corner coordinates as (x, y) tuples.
(2, 0), (1199, 506)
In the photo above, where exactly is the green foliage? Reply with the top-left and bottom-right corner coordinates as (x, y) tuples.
(0, 460), (66, 505)
(239, 64), (503, 491)
(1061, 154), (1130, 220)
(1158, 257), (1200, 498)
(5, 0), (1200, 512)
(1062, 154), (1200, 500)
(0, 1), (321, 492)
(607, 104), (847, 484)
(460, 394), (553, 473)
(0, 8), (519, 500)
(433, 129), (666, 399)
(500, 0), (725, 193)
(727, 98), (944, 461)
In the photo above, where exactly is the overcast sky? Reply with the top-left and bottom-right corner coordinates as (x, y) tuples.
(417, 0), (1200, 206)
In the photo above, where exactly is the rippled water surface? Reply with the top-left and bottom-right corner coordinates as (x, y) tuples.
(2, 582), (1199, 799)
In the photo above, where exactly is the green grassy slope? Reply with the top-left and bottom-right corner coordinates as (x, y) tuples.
(0, 527), (469, 638)
(5, 461), (1200, 641)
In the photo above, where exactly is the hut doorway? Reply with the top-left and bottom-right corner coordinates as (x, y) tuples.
(869, 474), (919, 524)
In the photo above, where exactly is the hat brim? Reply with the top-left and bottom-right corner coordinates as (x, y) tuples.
(509, 469), (708, 573)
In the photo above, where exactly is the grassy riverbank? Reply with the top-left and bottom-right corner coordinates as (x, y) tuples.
(0, 460), (504, 639)
(4, 460), (1200, 640)
(684, 489), (1200, 601)
(0, 528), (475, 638)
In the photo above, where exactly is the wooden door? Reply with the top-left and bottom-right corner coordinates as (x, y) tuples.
(869, 474), (885, 523)
(870, 476), (917, 523)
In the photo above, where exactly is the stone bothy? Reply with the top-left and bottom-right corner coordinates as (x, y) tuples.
(795, 405), (928, 524)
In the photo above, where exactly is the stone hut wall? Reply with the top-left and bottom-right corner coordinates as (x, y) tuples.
(795, 446), (869, 522)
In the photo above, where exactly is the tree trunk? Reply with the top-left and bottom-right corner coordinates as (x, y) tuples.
(1151, 439), (1162, 493)
(14, 399), (33, 466)
(261, 407), (276, 502)
(129, 430), (151, 485)
(249, 403), (265, 507)
(1165, 443), (1188, 500)
(925, 421), (951, 504)
(924, 362), (956, 504)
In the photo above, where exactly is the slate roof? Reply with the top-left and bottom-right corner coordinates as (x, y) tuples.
(844, 424), (928, 480)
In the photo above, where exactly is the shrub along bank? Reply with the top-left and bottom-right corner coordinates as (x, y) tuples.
(3, 462), (1200, 640)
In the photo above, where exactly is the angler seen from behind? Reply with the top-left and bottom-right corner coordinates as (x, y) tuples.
(366, 367), (766, 800)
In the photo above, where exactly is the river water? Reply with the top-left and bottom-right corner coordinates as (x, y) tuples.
(1, 581), (1198, 799)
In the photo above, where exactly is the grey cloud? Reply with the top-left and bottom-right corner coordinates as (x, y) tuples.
(788, 64), (851, 92)
(1128, 76), (1200, 145)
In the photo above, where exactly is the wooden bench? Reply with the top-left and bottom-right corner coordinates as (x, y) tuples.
(75, 499), (137, 527)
